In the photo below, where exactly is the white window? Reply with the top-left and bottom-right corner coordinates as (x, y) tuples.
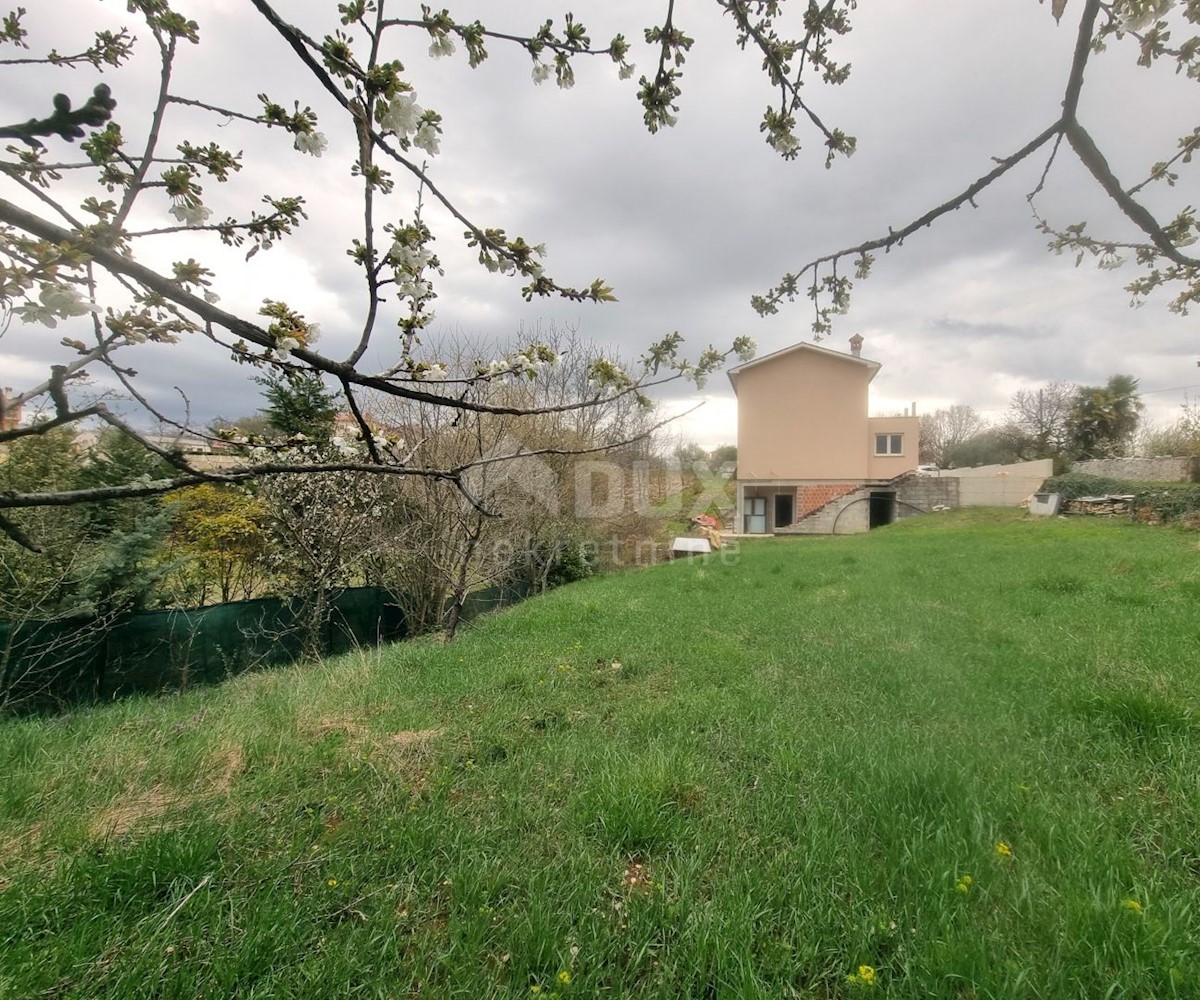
(874, 433), (903, 456)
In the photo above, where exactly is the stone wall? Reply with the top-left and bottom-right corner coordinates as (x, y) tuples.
(1074, 457), (1200, 483)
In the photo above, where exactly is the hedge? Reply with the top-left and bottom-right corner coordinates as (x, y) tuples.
(1043, 473), (1200, 523)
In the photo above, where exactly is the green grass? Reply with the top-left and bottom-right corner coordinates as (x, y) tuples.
(2, 510), (1199, 998)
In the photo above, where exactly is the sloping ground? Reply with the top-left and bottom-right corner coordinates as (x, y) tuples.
(1, 510), (1199, 997)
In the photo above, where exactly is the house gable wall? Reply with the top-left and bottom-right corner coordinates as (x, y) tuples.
(735, 348), (870, 481)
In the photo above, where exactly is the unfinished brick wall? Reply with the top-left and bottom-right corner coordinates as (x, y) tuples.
(797, 482), (861, 519)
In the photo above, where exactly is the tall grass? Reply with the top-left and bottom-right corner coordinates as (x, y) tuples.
(1, 510), (1198, 997)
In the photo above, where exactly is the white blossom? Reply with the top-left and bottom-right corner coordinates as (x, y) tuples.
(398, 277), (432, 300)
(203, 289), (220, 304)
(15, 283), (101, 328)
(413, 122), (440, 156)
(274, 335), (300, 360)
(293, 130), (328, 157)
(423, 362), (448, 381)
(305, 322), (321, 344)
(428, 33), (455, 59)
(391, 243), (432, 272)
(381, 93), (422, 137)
(618, 61), (635, 80)
(169, 202), (212, 227)
(531, 60), (552, 85)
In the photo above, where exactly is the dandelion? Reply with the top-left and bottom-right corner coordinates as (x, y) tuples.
(955, 874), (974, 894)
(327, 878), (338, 887)
(557, 970), (571, 985)
(1122, 898), (1144, 915)
(995, 840), (1013, 859)
(846, 965), (877, 988)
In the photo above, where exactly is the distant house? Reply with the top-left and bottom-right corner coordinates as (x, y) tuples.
(728, 335), (921, 534)
(0, 386), (22, 432)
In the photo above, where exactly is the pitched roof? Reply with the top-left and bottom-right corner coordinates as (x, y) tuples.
(727, 340), (881, 392)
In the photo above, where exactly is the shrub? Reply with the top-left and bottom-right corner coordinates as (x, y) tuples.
(1042, 473), (1130, 499)
(1043, 474), (1200, 524)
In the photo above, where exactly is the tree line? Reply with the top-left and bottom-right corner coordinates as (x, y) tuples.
(916, 374), (1198, 469)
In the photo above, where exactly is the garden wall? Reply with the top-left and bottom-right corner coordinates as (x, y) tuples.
(945, 459), (1053, 506)
(1074, 457), (1200, 483)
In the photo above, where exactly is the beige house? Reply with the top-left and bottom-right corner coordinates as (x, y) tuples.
(729, 335), (920, 534)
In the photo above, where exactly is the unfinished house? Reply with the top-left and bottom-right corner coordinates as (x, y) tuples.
(729, 336), (921, 534)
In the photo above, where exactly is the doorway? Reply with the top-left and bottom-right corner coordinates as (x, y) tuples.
(868, 491), (896, 529)
(774, 492), (794, 529)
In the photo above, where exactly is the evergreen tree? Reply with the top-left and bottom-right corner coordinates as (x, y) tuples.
(254, 372), (339, 446)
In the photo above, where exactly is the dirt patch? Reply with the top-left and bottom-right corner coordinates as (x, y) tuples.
(622, 858), (654, 894)
(90, 786), (175, 838)
(311, 714), (372, 741)
(208, 744), (246, 796)
(381, 729), (444, 784)
(304, 712), (444, 781)
(89, 742), (248, 840)
(386, 728), (443, 750)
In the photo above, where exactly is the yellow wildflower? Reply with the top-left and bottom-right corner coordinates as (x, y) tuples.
(955, 874), (974, 894)
(327, 879), (338, 887)
(1122, 899), (1143, 915)
(557, 969), (572, 985)
(995, 840), (1013, 859)
(847, 964), (878, 987)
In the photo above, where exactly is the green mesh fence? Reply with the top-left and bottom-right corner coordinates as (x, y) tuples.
(0, 581), (533, 715)
(0, 587), (405, 714)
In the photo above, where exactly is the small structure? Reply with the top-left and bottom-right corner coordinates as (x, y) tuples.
(1028, 493), (1063, 517)
(671, 537), (712, 558)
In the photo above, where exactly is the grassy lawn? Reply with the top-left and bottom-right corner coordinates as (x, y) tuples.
(2, 510), (1198, 998)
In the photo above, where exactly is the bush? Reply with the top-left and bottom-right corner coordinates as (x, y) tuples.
(1042, 473), (1131, 500)
(1132, 484), (1200, 523)
(1043, 474), (1200, 524)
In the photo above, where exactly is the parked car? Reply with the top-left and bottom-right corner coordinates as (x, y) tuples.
(916, 464), (940, 476)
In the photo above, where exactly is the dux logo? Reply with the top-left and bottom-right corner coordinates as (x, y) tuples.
(462, 434), (560, 513)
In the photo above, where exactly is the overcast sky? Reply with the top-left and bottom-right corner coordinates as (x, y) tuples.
(3, 0), (1197, 448)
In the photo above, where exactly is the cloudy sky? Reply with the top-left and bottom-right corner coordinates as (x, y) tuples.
(3, 0), (1197, 448)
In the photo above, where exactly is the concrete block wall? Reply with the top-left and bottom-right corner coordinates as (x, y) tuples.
(1075, 457), (1200, 483)
(779, 486), (872, 535)
(896, 477), (958, 519)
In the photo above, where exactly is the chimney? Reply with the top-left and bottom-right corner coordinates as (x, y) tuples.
(848, 334), (863, 358)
